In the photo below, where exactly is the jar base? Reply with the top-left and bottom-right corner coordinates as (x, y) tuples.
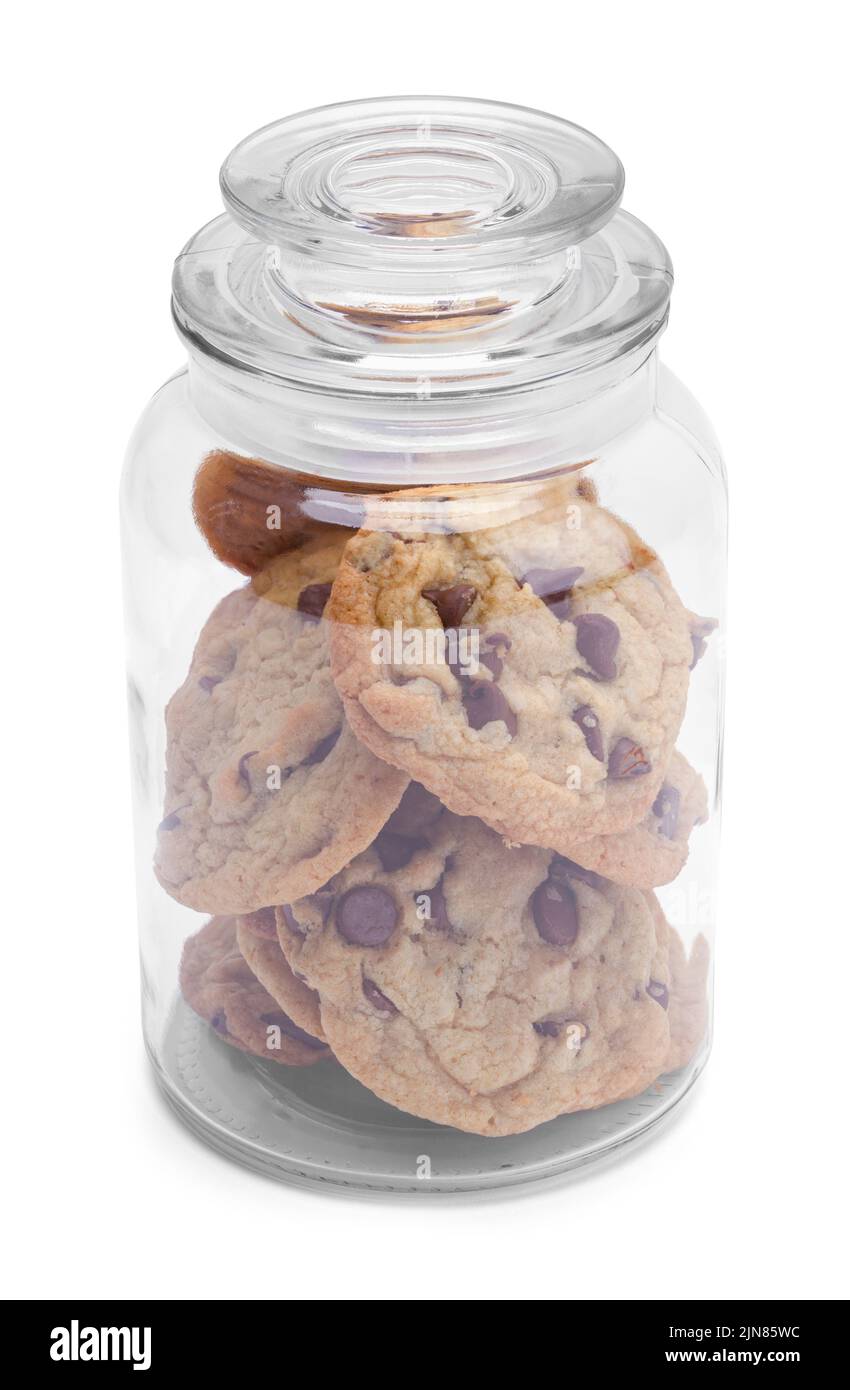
(152, 1000), (706, 1197)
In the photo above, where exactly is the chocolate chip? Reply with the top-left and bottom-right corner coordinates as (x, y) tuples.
(646, 980), (669, 1009)
(421, 584), (477, 628)
(158, 805), (188, 832)
(547, 594), (574, 621)
(522, 566), (584, 620)
(573, 703), (604, 761)
(574, 612), (620, 679)
(463, 680), (517, 736)
(336, 885), (399, 947)
(237, 750), (257, 788)
(198, 675), (223, 692)
(297, 582), (332, 621)
(210, 1009), (229, 1035)
(533, 1017), (588, 1045)
(549, 856), (606, 890)
(362, 978), (398, 1014)
(419, 879), (452, 932)
(608, 738), (651, 779)
(478, 631), (511, 677)
(279, 903), (306, 937)
(303, 727), (341, 765)
(652, 784), (681, 838)
(443, 625), (468, 677)
(533, 1019), (562, 1038)
(690, 633), (707, 669)
(259, 1010), (326, 1049)
(478, 648), (504, 678)
(689, 617), (715, 670)
(374, 830), (426, 872)
(532, 878), (579, 947)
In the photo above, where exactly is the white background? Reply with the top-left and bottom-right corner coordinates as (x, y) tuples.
(3, 0), (848, 1301)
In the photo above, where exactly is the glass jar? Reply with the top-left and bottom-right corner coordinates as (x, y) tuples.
(122, 98), (725, 1194)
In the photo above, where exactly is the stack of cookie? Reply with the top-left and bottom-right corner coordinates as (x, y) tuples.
(161, 452), (712, 1137)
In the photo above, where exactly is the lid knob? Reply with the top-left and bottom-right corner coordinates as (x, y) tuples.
(219, 96), (625, 338)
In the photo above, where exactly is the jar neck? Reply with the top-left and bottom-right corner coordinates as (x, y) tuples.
(185, 345), (659, 486)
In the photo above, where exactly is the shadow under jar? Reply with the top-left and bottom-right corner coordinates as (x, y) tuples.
(121, 97), (726, 1194)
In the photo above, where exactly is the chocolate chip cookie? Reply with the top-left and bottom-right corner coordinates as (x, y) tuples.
(155, 535), (408, 914)
(328, 485), (693, 852)
(275, 803), (694, 1135)
(179, 916), (329, 1064)
(193, 450), (322, 576)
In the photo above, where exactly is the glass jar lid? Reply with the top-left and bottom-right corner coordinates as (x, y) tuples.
(173, 97), (672, 398)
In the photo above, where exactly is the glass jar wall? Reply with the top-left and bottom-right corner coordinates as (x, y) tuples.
(122, 98), (725, 1193)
